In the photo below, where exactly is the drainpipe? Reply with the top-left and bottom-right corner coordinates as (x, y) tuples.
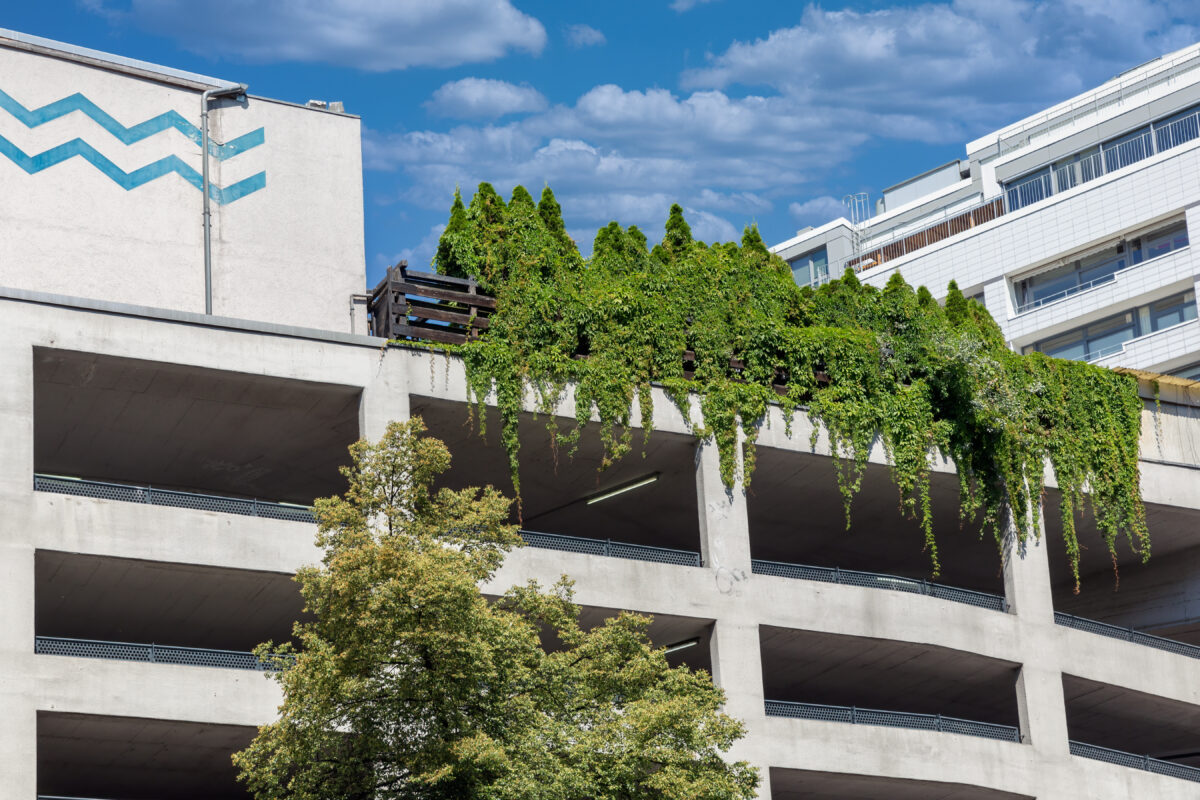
(201, 82), (248, 315)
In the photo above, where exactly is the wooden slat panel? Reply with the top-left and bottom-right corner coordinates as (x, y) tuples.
(392, 322), (468, 345)
(394, 281), (498, 309)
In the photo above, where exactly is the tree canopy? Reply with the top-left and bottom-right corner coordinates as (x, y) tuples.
(233, 418), (758, 800)
(433, 184), (1149, 589)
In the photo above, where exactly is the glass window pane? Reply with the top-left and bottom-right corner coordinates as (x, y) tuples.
(790, 258), (812, 286)
(1027, 264), (1079, 304)
(1039, 330), (1087, 361)
(1078, 254), (1124, 285)
(1085, 313), (1137, 358)
(1151, 292), (1197, 331)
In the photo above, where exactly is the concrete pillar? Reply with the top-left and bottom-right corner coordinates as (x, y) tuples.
(709, 619), (771, 799)
(753, 764), (772, 800)
(0, 699), (36, 798)
(1003, 505), (1070, 753)
(1015, 664), (1070, 755)
(0, 340), (36, 796)
(357, 348), (410, 441)
(709, 618), (764, 723)
(694, 436), (752, 580)
(0, 339), (35, 652)
(1002, 508), (1056, 622)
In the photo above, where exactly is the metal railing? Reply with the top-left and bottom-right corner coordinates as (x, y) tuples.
(844, 195), (1006, 273)
(519, 530), (702, 567)
(1084, 341), (1130, 363)
(765, 700), (1020, 743)
(751, 559), (1007, 612)
(1015, 268), (1120, 313)
(1055, 612), (1200, 660)
(1006, 105), (1200, 213)
(997, 47), (1200, 156)
(1006, 171), (1053, 211)
(33, 473), (315, 523)
(35, 635), (290, 671)
(1071, 740), (1200, 784)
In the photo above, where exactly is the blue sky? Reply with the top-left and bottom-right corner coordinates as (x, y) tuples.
(7, 1), (1199, 287)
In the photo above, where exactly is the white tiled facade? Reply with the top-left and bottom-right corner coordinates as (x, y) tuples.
(773, 42), (1200, 379)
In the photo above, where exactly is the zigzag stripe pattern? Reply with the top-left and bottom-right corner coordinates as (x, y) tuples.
(0, 132), (265, 205)
(0, 88), (264, 160)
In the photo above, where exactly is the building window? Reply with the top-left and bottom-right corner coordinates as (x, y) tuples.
(789, 248), (829, 288)
(1025, 290), (1198, 362)
(1150, 290), (1198, 332)
(1015, 221), (1189, 312)
(1172, 362), (1200, 382)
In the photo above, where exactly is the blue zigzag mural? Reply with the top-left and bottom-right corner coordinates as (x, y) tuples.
(0, 89), (264, 158)
(0, 88), (265, 204)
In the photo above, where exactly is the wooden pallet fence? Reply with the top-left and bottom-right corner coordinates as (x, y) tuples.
(368, 261), (495, 345)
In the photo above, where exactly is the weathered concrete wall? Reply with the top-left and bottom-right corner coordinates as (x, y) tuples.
(4, 293), (1200, 798)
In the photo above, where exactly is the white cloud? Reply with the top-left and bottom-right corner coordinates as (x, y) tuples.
(385, 222), (446, 272)
(426, 78), (547, 119)
(566, 24), (606, 48)
(363, 0), (1197, 263)
(363, 82), (858, 224)
(684, 208), (740, 243)
(682, 1), (1200, 143)
(85, 0), (547, 70)
(788, 196), (847, 228)
(670, 0), (721, 11)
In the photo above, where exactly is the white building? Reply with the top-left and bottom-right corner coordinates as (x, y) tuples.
(773, 42), (1200, 380)
(6, 29), (1200, 800)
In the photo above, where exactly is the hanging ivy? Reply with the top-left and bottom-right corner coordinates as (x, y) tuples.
(426, 183), (1149, 590)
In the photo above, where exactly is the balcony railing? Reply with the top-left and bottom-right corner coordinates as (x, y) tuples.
(519, 530), (702, 567)
(1007, 104), (1200, 212)
(751, 559), (1008, 612)
(844, 196), (1006, 273)
(1055, 612), (1200, 660)
(1015, 257), (1126, 314)
(35, 635), (290, 671)
(1071, 740), (1200, 784)
(33, 473), (315, 523)
(765, 700), (1020, 743)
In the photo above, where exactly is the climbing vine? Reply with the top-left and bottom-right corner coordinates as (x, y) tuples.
(427, 183), (1149, 590)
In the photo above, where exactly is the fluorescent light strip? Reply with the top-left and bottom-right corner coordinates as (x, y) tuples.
(585, 473), (659, 505)
(664, 637), (700, 654)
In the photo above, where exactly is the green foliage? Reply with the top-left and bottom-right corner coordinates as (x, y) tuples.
(432, 184), (1150, 588)
(233, 419), (757, 800)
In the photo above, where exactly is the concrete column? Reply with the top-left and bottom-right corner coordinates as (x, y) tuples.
(694, 437), (752, 580)
(709, 619), (771, 799)
(0, 698), (36, 798)
(0, 339), (36, 652)
(1003, 504), (1070, 754)
(357, 348), (410, 441)
(1015, 664), (1070, 755)
(753, 764), (772, 800)
(709, 618), (764, 723)
(0, 340), (36, 796)
(1002, 508), (1056, 623)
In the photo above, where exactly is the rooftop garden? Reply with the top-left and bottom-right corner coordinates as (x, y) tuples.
(424, 183), (1148, 590)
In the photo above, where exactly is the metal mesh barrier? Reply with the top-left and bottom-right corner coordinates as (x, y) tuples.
(519, 531), (701, 567)
(751, 559), (1007, 612)
(765, 700), (1020, 743)
(1070, 741), (1200, 784)
(1054, 612), (1200, 660)
(33, 474), (314, 523)
(35, 635), (289, 671)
